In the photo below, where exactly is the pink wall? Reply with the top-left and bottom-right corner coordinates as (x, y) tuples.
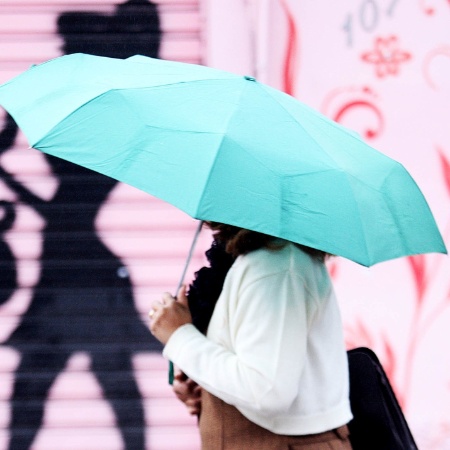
(203, 1), (450, 449)
(0, 0), (204, 449)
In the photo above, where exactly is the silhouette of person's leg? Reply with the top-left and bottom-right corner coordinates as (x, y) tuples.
(91, 350), (145, 450)
(8, 349), (70, 450)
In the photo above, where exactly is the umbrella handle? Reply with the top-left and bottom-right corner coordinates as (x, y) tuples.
(169, 219), (204, 384)
(168, 361), (175, 385)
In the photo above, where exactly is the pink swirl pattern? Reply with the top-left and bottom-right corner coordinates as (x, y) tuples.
(279, 0), (299, 95)
(423, 46), (450, 90)
(321, 86), (384, 140)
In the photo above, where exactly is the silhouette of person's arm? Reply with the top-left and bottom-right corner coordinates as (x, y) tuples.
(0, 115), (21, 303)
(0, 113), (18, 154)
(0, 165), (47, 214)
(0, 113), (47, 215)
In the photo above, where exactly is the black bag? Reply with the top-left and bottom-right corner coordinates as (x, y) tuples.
(347, 347), (419, 450)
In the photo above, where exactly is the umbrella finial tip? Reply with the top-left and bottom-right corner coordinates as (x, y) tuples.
(244, 75), (256, 82)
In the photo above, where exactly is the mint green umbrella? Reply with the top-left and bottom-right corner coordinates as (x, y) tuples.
(0, 53), (446, 266)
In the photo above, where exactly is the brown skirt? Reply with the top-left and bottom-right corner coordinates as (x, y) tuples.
(199, 390), (352, 450)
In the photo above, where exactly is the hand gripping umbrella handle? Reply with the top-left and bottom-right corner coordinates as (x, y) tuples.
(169, 219), (203, 384)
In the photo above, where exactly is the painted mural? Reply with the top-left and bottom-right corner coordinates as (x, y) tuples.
(0, 1), (202, 449)
(271, 2), (450, 449)
(202, 0), (450, 448)
(3, 0), (449, 449)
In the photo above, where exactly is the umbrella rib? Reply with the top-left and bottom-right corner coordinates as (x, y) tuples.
(341, 170), (373, 265)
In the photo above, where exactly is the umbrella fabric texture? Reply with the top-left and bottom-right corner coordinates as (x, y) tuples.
(0, 53), (445, 266)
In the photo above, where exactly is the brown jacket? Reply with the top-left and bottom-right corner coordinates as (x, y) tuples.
(199, 390), (352, 450)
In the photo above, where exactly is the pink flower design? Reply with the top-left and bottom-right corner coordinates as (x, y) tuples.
(361, 35), (412, 78)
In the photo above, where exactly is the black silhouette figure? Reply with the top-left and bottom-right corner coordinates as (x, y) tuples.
(58, 0), (161, 58)
(0, 200), (17, 304)
(0, 114), (18, 305)
(0, 2), (162, 449)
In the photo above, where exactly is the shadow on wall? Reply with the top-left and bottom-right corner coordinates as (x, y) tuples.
(58, 0), (161, 58)
(0, 2), (162, 449)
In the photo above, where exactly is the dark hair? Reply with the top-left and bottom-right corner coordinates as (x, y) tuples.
(205, 222), (329, 262)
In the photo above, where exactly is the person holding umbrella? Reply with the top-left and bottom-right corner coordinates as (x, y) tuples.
(149, 222), (353, 449)
(0, 51), (446, 448)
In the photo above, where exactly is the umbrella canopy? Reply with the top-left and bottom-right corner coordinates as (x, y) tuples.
(0, 53), (446, 266)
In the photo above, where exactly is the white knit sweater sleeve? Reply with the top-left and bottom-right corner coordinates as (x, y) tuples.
(163, 263), (313, 415)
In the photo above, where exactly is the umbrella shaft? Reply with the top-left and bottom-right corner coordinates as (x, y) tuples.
(174, 220), (203, 297)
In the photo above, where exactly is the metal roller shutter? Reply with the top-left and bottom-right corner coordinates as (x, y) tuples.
(0, 1), (204, 449)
